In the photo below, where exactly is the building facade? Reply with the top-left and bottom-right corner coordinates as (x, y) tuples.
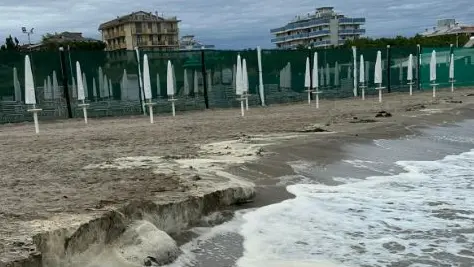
(98, 11), (180, 51)
(179, 35), (215, 50)
(270, 7), (365, 49)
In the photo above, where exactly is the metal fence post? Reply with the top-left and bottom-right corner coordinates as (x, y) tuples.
(308, 47), (313, 99)
(59, 47), (73, 118)
(201, 48), (209, 109)
(386, 45), (391, 93)
(417, 44), (421, 90)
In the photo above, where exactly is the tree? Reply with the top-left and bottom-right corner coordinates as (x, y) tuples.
(341, 34), (470, 48)
(0, 35), (20, 51)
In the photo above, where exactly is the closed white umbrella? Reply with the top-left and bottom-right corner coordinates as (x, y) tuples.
(449, 53), (455, 92)
(311, 52), (321, 108)
(193, 70), (199, 95)
(352, 46), (358, 97)
(76, 61), (89, 124)
(286, 63), (292, 89)
(121, 69), (128, 100)
(183, 69), (190, 96)
(242, 58), (249, 110)
(71, 76), (77, 99)
(304, 57), (311, 105)
(374, 50), (384, 103)
(360, 54), (366, 100)
(142, 54), (155, 123)
(52, 71), (59, 99)
(98, 67), (104, 97)
(325, 63), (330, 88)
(407, 54), (414, 95)
(257, 46), (265, 106)
(24, 55), (41, 133)
(167, 60), (177, 117)
(142, 55), (152, 100)
(43, 79), (47, 101)
(82, 73), (88, 99)
(13, 67), (21, 102)
(47, 75), (52, 100)
(92, 77), (97, 101)
(156, 73), (161, 98)
(103, 74), (109, 98)
(207, 71), (212, 92)
(236, 54), (245, 116)
(172, 64), (177, 97)
(312, 52), (319, 90)
(108, 79), (113, 97)
(76, 62), (85, 101)
(167, 61), (174, 96)
(430, 50), (438, 97)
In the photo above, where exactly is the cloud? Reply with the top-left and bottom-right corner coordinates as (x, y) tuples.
(0, 0), (472, 49)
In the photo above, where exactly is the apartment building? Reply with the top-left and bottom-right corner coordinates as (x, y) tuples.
(98, 11), (180, 51)
(270, 7), (365, 49)
(179, 35), (215, 50)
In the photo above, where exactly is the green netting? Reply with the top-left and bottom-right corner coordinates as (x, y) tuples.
(420, 47), (474, 89)
(1, 46), (472, 124)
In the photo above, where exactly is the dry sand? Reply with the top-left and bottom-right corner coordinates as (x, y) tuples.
(1, 88), (473, 265)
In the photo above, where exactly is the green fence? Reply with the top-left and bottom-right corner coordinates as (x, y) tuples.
(0, 46), (472, 124)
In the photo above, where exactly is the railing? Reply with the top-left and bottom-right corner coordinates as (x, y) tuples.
(104, 30), (126, 39)
(339, 18), (366, 24)
(270, 18), (331, 34)
(310, 40), (331, 47)
(339, 29), (366, 35)
(271, 30), (330, 43)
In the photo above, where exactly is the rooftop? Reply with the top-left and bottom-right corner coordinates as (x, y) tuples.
(98, 11), (180, 30)
(421, 19), (474, 37)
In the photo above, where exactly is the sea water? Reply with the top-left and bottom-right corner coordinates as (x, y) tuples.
(167, 121), (474, 267)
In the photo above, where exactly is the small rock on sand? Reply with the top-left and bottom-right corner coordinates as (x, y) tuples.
(375, 110), (392, 118)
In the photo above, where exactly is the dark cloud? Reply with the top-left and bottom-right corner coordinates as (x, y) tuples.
(0, 0), (472, 49)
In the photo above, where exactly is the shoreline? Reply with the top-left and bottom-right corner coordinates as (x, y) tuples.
(1, 89), (474, 266)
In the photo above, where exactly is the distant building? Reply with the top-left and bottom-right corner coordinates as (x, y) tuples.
(421, 19), (474, 38)
(27, 32), (102, 51)
(98, 11), (180, 51)
(270, 7), (365, 49)
(179, 35), (215, 50)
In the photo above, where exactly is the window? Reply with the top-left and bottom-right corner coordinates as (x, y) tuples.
(148, 23), (152, 30)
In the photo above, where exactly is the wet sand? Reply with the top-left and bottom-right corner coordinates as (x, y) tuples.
(1, 88), (473, 264)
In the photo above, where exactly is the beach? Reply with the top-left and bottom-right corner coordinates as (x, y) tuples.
(1, 88), (473, 267)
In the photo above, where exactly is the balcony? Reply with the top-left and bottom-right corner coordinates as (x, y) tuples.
(104, 30), (125, 39)
(271, 30), (330, 43)
(107, 42), (127, 50)
(309, 40), (331, 47)
(339, 29), (366, 35)
(339, 18), (366, 25)
(162, 28), (178, 34)
(270, 18), (331, 34)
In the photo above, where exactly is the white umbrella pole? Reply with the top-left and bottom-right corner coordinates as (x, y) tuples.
(360, 83), (366, 100)
(307, 89), (311, 105)
(172, 101), (176, 117)
(376, 83), (384, 103)
(32, 104), (40, 134)
(409, 82), (413, 96)
(450, 79), (455, 92)
(431, 82), (438, 98)
(240, 98), (245, 117)
(316, 93), (319, 109)
(245, 94), (249, 110)
(147, 99), (154, 123)
(78, 100), (90, 124)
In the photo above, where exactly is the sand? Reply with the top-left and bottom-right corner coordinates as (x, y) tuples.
(1, 88), (473, 265)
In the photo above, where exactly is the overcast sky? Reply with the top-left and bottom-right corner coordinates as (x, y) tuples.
(1, 0), (473, 49)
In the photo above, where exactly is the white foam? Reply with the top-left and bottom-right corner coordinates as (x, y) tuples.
(237, 150), (474, 266)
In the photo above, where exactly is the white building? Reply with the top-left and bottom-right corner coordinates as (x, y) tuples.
(270, 7), (365, 49)
(179, 35), (215, 50)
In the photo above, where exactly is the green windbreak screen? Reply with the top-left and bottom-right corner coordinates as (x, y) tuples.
(0, 46), (472, 124)
(420, 47), (474, 89)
